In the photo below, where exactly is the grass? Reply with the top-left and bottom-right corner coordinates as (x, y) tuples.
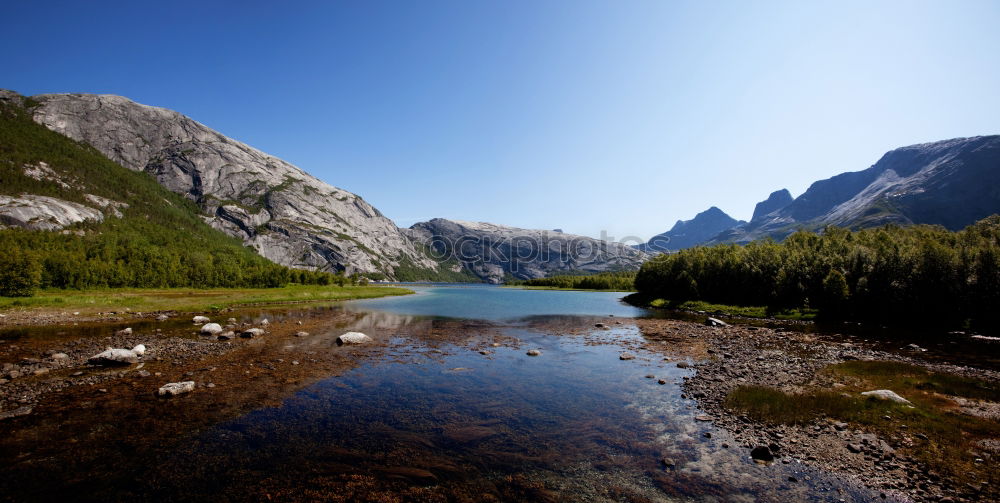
(724, 360), (1000, 489)
(636, 296), (817, 321)
(0, 284), (413, 314)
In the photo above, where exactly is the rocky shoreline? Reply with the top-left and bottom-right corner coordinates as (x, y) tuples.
(635, 318), (999, 503)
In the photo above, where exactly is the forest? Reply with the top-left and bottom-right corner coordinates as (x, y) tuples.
(510, 271), (637, 290)
(0, 92), (350, 296)
(634, 217), (1000, 330)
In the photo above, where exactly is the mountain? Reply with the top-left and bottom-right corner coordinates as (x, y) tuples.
(28, 92), (447, 280)
(637, 207), (743, 252)
(750, 189), (793, 222)
(405, 219), (649, 283)
(0, 90), (318, 292)
(716, 136), (1000, 243)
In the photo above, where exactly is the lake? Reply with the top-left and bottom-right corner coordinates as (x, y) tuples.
(0, 286), (886, 502)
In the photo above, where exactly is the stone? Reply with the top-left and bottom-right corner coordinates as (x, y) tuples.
(260, 318), (269, 325)
(241, 328), (265, 338)
(50, 353), (69, 360)
(619, 352), (636, 360)
(156, 314), (169, 321)
(192, 316), (210, 324)
(217, 332), (234, 341)
(0, 406), (34, 420)
(847, 443), (864, 453)
(861, 390), (912, 405)
(199, 323), (223, 335)
(676, 361), (691, 369)
(595, 323), (607, 328)
(294, 331), (309, 337)
(157, 381), (195, 396)
(115, 327), (132, 336)
(705, 317), (728, 327)
(526, 349), (541, 356)
(336, 331), (372, 345)
(750, 446), (774, 462)
(88, 345), (145, 365)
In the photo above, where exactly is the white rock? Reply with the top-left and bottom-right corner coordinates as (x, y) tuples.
(131, 344), (146, 356)
(88, 347), (139, 365)
(861, 390), (912, 404)
(336, 332), (372, 345)
(157, 381), (195, 396)
(200, 323), (223, 335)
(260, 318), (269, 325)
(241, 328), (266, 338)
(115, 327), (132, 336)
(0, 194), (104, 230)
(192, 316), (210, 324)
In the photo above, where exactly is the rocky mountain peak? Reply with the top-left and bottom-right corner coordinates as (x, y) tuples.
(29, 93), (442, 279)
(751, 189), (793, 222)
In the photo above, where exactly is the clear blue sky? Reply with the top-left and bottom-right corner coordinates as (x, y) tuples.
(4, 0), (999, 242)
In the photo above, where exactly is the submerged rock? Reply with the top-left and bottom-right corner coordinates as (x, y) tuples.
(750, 445), (774, 462)
(157, 381), (195, 397)
(241, 328), (265, 338)
(336, 332), (372, 346)
(526, 349), (542, 356)
(619, 352), (636, 360)
(861, 389), (912, 404)
(199, 323), (223, 335)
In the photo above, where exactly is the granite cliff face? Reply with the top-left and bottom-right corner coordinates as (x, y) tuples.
(31, 93), (439, 278)
(716, 136), (1000, 243)
(750, 189), (793, 222)
(406, 219), (649, 283)
(637, 207), (743, 253)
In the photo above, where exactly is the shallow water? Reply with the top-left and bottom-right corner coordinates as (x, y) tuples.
(0, 286), (890, 502)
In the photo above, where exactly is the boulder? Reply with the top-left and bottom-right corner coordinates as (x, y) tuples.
(705, 317), (728, 327)
(336, 332), (372, 346)
(241, 328), (265, 338)
(192, 316), (210, 324)
(750, 446), (774, 462)
(200, 323), (223, 335)
(157, 381), (195, 396)
(88, 345), (145, 365)
(861, 390), (912, 404)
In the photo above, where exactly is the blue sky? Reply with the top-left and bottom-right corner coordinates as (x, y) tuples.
(4, 0), (999, 241)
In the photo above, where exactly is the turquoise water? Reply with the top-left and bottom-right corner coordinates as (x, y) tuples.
(344, 284), (649, 320)
(0, 286), (889, 502)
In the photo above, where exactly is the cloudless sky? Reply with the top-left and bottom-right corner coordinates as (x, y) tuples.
(4, 0), (999, 242)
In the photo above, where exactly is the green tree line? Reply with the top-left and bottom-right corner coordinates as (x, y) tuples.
(634, 217), (1000, 330)
(511, 271), (638, 290)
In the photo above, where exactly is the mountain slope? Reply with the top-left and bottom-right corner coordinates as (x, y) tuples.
(406, 218), (649, 283)
(637, 207), (743, 252)
(29, 93), (443, 280)
(0, 90), (327, 292)
(717, 136), (1000, 244)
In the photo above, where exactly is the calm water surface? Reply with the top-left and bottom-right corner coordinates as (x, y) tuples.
(1, 286), (888, 502)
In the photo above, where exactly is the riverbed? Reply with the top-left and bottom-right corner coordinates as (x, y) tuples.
(1, 285), (987, 502)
